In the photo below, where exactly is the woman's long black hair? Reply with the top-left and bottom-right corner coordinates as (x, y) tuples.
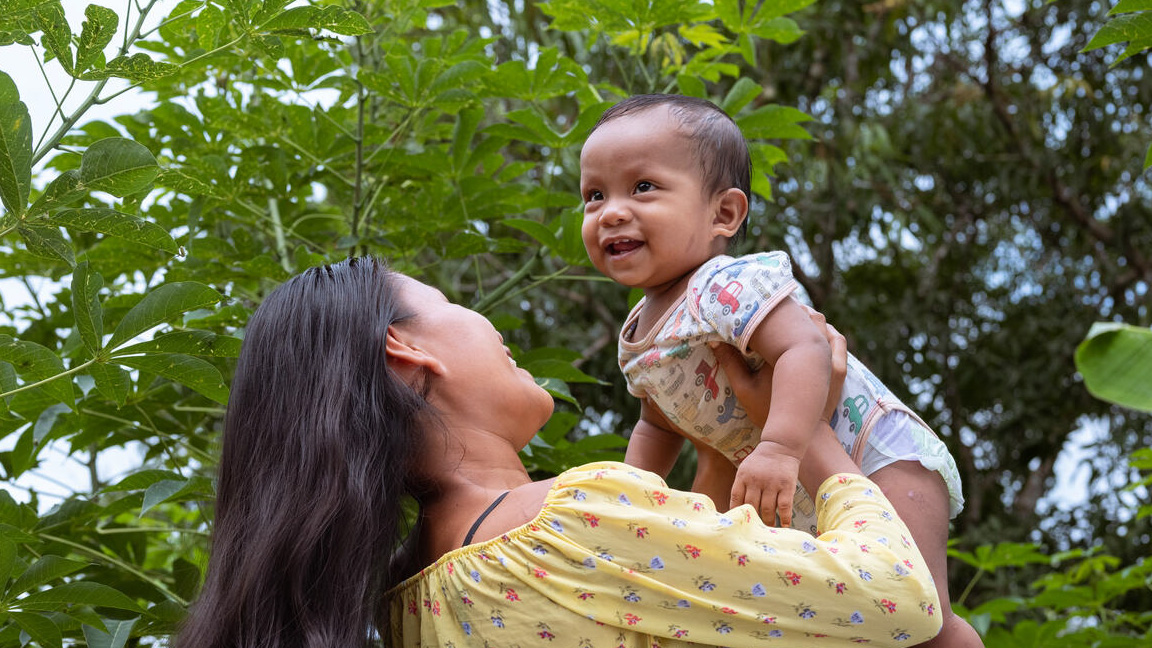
(177, 258), (430, 648)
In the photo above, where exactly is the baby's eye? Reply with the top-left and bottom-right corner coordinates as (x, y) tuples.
(634, 181), (654, 193)
(585, 189), (603, 202)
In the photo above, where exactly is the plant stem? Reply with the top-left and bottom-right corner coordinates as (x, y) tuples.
(956, 568), (985, 607)
(38, 533), (188, 606)
(31, 0), (162, 165)
(0, 358), (96, 401)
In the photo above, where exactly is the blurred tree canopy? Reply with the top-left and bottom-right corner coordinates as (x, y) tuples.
(0, 0), (1148, 645)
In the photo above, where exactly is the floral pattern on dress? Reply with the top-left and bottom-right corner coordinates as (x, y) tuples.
(389, 462), (941, 647)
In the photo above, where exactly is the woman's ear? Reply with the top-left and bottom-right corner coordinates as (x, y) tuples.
(711, 188), (749, 238)
(385, 327), (447, 377)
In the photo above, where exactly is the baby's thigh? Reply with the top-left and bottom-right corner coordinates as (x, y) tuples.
(869, 461), (954, 611)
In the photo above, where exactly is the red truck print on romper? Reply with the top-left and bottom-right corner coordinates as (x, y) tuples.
(694, 358), (721, 401)
(708, 280), (743, 316)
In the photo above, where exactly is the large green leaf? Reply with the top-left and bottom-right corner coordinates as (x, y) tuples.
(9, 555), (88, 598)
(33, 0), (73, 76)
(1075, 323), (1152, 412)
(0, 536), (16, 590)
(52, 208), (177, 253)
(88, 362), (131, 406)
(0, 71), (31, 217)
(82, 53), (178, 82)
(75, 5), (118, 75)
(83, 618), (137, 648)
(78, 138), (159, 197)
(111, 330), (242, 357)
(1082, 11), (1152, 65)
(0, 335), (74, 407)
(16, 581), (143, 613)
(736, 104), (814, 140)
(26, 169), (85, 216)
(71, 261), (104, 355)
(17, 224), (75, 267)
(113, 353), (229, 404)
(261, 5), (373, 35)
(105, 282), (223, 351)
(10, 612), (62, 648)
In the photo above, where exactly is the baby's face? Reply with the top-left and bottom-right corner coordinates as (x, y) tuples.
(580, 107), (727, 298)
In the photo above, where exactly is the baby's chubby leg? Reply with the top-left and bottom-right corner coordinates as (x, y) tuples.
(691, 441), (737, 511)
(869, 462), (984, 648)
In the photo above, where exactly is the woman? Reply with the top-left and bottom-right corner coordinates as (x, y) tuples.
(177, 257), (942, 648)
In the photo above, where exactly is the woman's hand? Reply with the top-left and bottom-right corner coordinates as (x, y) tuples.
(712, 306), (847, 429)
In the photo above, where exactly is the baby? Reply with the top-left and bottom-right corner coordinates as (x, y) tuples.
(580, 94), (981, 647)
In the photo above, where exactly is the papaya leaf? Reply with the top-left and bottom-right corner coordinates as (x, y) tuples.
(1075, 323), (1152, 412)
(52, 208), (177, 253)
(196, 3), (226, 49)
(34, 1), (73, 76)
(102, 469), (183, 493)
(83, 618), (137, 648)
(88, 362), (130, 406)
(736, 104), (813, 140)
(9, 555), (88, 598)
(752, 17), (805, 44)
(0, 71), (32, 217)
(112, 353), (229, 404)
(82, 53), (178, 82)
(720, 77), (762, 114)
(501, 218), (560, 249)
(536, 376), (577, 406)
(17, 223), (75, 267)
(105, 282), (222, 351)
(10, 612), (62, 648)
(76, 5), (118, 75)
(140, 476), (211, 514)
(78, 138), (159, 197)
(111, 330), (242, 358)
(71, 261), (104, 355)
(17, 581), (143, 613)
(1111, 0), (1152, 14)
(1083, 11), (1152, 66)
(261, 5), (373, 36)
(752, 0), (817, 23)
(0, 335), (74, 407)
(27, 169), (84, 216)
(140, 479), (187, 515)
(0, 538), (14, 596)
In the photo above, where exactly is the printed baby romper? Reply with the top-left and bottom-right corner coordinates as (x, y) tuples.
(618, 252), (964, 533)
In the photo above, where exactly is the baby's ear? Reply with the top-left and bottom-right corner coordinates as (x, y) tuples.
(711, 188), (748, 238)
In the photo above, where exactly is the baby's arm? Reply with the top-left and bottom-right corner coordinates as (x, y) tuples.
(623, 398), (685, 478)
(731, 297), (832, 526)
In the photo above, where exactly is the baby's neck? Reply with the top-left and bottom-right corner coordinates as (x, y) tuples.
(631, 263), (705, 338)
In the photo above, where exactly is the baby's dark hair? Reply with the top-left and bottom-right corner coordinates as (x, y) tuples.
(590, 94), (752, 241)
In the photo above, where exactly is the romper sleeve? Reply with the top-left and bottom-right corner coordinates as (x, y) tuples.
(688, 251), (799, 352)
(529, 462), (942, 646)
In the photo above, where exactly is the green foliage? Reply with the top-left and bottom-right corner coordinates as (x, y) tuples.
(1083, 0), (1152, 167)
(0, 0), (828, 642)
(0, 0), (1148, 644)
(1076, 323), (1152, 412)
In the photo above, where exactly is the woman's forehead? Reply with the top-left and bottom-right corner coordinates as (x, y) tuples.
(394, 274), (448, 303)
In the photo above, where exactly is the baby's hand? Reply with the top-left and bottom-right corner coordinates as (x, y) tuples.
(730, 441), (801, 527)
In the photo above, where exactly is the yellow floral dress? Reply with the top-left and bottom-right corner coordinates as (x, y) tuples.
(389, 462), (941, 647)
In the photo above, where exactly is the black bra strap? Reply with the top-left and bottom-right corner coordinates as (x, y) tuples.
(462, 491), (511, 547)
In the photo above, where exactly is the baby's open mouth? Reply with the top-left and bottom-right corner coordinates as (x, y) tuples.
(606, 240), (643, 255)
